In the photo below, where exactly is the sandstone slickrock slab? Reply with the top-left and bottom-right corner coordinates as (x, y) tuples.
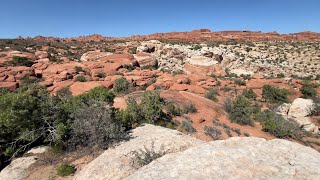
(0, 156), (37, 180)
(75, 124), (204, 180)
(127, 137), (320, 180)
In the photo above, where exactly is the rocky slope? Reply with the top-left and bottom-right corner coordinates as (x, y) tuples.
(2, 125), (319, 180)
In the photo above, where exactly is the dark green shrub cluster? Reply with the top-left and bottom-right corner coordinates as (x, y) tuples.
(182, 102), (197, 114)
(204, 126), (221, 140)
(97, 72), (107, 78)
(205, 89), (219, 102)
(181, 118), (196, 133)
(114, 77), (131, 94)
(5, 56), (34, 67)
(117, 91), (164, 129)
(164, 103), (182, 116)
(300, 82), (318, 98)
(255, 111), (297, 138)
(0, 85), (119, 168)
(56, 164), (76, 176)
(262, 85), (290, 103)
(234, 79), (246, 86)
(131, 142), (168, 168)
(74, 75), (87, 82)
(242, 88), (257, 100)
(229, 95), (255, 126)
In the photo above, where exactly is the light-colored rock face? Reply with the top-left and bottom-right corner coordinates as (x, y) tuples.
(288, 98), (314, 118)
(75, 124), (203, 180)
(80, 51), (113, 61)
(0, 156), (37, 180)
(26, 146), (48, 155)
(277, 98), (319, 134)
(127, 137), (320, 180)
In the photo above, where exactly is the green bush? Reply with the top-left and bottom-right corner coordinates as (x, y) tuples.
(5, 56), (34, 67)
(255, 111), (297, 138)
(74, 76), (87, 82)
(164, 103), (182, 116)
(97, 72), (107, 78)
(67, 101), (126, 150)
(182, 102), (197, 114)
(204, 126), (221, 140)
(181, 119), (196, 133)
(262, 85), (290, 103)
(242, 88), (257, 100)
(234, 79), (246, 86)
(56, 164), (76, 176)
(205, 89), (219, 102)
(230, 95), (254, 126)
(117, 91), (164, 128)
(131, 142), (168, 168)
(114, 77), (131, 94)
(74, 66), (85, 73)
(300, 83), (318, 98)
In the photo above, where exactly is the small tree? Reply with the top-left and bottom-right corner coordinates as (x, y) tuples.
(205, 89), (219, 102)
(230, 95), (254, 126)
(300, 83), (318, 98)
(262, 85), (290, 103)
(114, 77), (131, 94)
(255, 111), (297, 138)
(242, 88), (257, 100)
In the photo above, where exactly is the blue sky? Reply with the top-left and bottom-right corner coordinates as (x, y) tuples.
(0, 0), (319, 38)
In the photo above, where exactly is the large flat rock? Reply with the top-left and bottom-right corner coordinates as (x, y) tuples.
(127, 137), (320, 180)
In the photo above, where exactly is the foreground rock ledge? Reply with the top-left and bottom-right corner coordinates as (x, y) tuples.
(76, 124), (320, 180)
(127, 137), (320, 180)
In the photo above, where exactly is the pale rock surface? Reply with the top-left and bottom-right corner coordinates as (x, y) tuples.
(75, 124), (203, 180)
(277, 98), (319, 134)
(26, 146), (49, 155)
(127, 137), (320, 180)
(0, 156), (37, 180)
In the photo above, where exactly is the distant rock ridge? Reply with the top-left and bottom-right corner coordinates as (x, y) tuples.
(19, 29), (320, 42)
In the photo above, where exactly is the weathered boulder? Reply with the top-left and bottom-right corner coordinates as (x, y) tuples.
(134, 52), (158, 69)
(127, 137), (320, 180)
(276, 98), (319, 134)
(75, 124), (203, 180)
(288, 98), (314, 118)
(69, 81), (103, 96)
(80, 51), (113, 61)
(0, 156), (37, 180)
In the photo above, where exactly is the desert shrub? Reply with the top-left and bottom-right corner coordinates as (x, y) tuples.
(205, 88), (219, 102)
(74, 75), (86, 82)
(164, 102), (182, 116)
(242, 88), (257, 100)
(0, 85), (70, 165)
(182, 102), (197, 114)
(74, 66), (85, 73)
(131, 142), (168, 168)
(114, 77), (131, 94)
(276, 73), (285, 78)
(262, 85), (290, 103)
(224, 128), (233, 137)
(67, 100), (126, 150)
(234, 79), (246, 86)
(181, 119), (196, 133)
(56, 164), (76, 176)
(222, 97), (233, 112)
(6, 56), (34, 67)
(240, 74), (251, 80)
(255, 111), (297, 138)
(310, 97), (320, 116)
(128, 47), (137, 54)
(117, 91), (164, 128)
(300, 82), (318, 98)
(204, 126), (221, 140)
(230, 95), (254, 126)
(221, 86), (232, 92)
(97, 72), (107, 78)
